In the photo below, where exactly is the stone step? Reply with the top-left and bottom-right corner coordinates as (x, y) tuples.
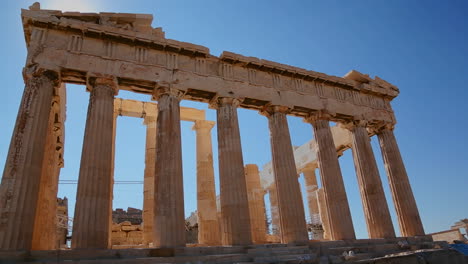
(248, 243), (288, 249)
(176, 246), (247, 256)
(343, 252), (373, 262)
(253, 253), (317, 264)
(324, 245), (370, 255)
(13, 247), (249, 262)
(324, 242), (404, 256)
(21, 253), (252, 264)
(370, 243), (401, 253)
(249, 250), (315, 257)
(248, 245), (311, 254)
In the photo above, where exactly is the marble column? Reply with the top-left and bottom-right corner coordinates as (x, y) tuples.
(143, 115), (157, 245)
(305, 114), (355, 240)
(193, 120), (221, 246)
(31, 96), (62, 250)
(245, 164), (267, 244)
(263, 106), (308, 243)
(152, 88), (185, 248)
(375, 124), (425, 236)
(303, 165), (320, 225)
(212, 97), (252, 246)
(72, 77), (117, 249)
(345, 121), (395, 238)
(268, 184), (280, 236)
(0, 68), (58, 250)
(108, 112), (117, 247)
(317, 188), (331, 240)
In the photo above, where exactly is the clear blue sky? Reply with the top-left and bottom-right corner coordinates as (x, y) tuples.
(1, 0), (467, 239)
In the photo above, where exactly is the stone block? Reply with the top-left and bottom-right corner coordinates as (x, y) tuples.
(127, 231), (143, 238)
(328, 255), (344, 264)
(120, 221), (132, 226)
(148, 248), (175, 257)
(372, 243), (400, 253)
(112, 231), (127, 238)
(319, 256), (329, 264)
(121, 225), (138, 231)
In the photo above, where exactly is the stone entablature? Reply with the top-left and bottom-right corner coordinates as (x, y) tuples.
(22, 7), (396, 124)
(114, 98), (205, 121)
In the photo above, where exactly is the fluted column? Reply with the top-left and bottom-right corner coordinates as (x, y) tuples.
(0, 68), (59, 250)
(108, 112), (117, 247)
(344, 121), (395, 238)
(212, 97), (252, 246)
(72, 77), (117, 249)
(263, 106), (308, 243)
(317, 188), (331, 240)
(304, 114), (355, 240)
(245, 164), (267, 244)
(152, 88), (185, 248)
(143, 115), (157, 245)
(303, 165), (320, 225)
(268, 184), (280, 236)
(31, 94), (63, 250)
(302, 165), (321, 233)
(193, 120), (221, 246)
(374, 124), (424, 236)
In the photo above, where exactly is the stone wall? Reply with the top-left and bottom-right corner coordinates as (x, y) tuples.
(111, 208), (143, 246)
(112, 207), (142, 225)
(110, 209), (199, 246)
(111, 221), (143, 246)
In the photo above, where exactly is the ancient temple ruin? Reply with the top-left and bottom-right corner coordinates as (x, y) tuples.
(2, 3), (457, 264)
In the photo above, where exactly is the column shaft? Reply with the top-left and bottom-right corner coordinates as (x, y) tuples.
(350, 124), (395, 238)
(245, 164), (267, 244)
(31, 97), (61, 250)
(378, 128), (424, 236)
(0, 70), (57, 250)
(303, 166), (320, 224)
(317, 188), (331, 240)
(143, 116), (156, 245)
(266, 109), (308, 243)
(308, 118), (355, 240)
(153, 89), (185, 247)
(108, 113), (117, 247)
(194, 120), (221, 246)
(72, 78), (116, 249)
(215, 98), (252, 245)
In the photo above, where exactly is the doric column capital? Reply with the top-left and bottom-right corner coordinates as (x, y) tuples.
(209, 96), (242, 109)
(192, 120), (215, 132)
(303, 110), (333, 124)
(367, 121), (395, 135)
(87, 76), (118, 95)
(339, 119), (368, 132)
(260, 105), (291, 117)
(22, 66), (61, 87)
(152, 87), (185, 101)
